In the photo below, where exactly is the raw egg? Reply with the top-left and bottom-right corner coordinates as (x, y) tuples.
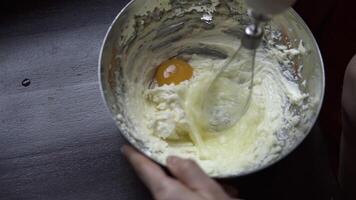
(155, 58), (193, 86)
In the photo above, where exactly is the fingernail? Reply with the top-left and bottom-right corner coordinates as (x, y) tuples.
(167, 156), (179, 166)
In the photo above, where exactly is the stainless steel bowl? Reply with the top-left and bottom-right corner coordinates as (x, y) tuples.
(99, 0), (324, 177)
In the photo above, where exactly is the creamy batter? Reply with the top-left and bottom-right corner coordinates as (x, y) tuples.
(109, 0), (314, 177)
(141, 42), (308, 176)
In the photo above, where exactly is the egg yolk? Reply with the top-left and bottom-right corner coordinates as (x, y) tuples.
(155, 58), (193, 86)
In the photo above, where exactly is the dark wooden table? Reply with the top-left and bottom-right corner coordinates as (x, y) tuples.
(0, 1), (340, 199)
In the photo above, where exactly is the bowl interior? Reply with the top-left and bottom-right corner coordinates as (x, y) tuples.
(99, 0), (324, 177)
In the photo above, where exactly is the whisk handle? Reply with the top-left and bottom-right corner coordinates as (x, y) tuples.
(245, 0), (296, 16)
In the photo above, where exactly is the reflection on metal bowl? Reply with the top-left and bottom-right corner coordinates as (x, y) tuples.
(99, 0), (324, 177)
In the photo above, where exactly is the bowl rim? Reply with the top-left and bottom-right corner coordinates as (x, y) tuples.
(98, 0), (325, 178)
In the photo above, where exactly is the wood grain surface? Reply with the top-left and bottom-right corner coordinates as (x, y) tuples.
(0, 1), (151, 199)
(0, 1), (340, 199)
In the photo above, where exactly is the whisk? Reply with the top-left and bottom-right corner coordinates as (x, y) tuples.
(202, 0), (296, 132)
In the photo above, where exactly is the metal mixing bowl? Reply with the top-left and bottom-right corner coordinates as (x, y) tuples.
(99, 0), (325, 177)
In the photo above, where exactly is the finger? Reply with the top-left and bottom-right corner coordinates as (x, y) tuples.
(166, 156), (217, 190)
(166, 156), (230, 199)
(121, 145), (168, 192)
(121, 146), (199, 200)
(153, 180), (203, 200)
(219, 182), (240, 198)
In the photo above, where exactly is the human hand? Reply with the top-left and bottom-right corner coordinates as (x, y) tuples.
(342, 54), (356, 136)
(121, 145), (239, 200)
(340, 54), (356, 200)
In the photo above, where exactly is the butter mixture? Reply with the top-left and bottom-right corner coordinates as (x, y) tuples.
(142, 42), (308, 176)
(108, 0), (314, 177)
(104, 0), (325, 178)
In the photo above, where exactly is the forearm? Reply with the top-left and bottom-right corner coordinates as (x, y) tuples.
(339, 55), (356, 200)
(339, 114), (356, 199)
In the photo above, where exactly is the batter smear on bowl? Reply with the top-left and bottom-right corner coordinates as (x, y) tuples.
(143, 41), (308, 176)
(105, 0), (323, 178)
